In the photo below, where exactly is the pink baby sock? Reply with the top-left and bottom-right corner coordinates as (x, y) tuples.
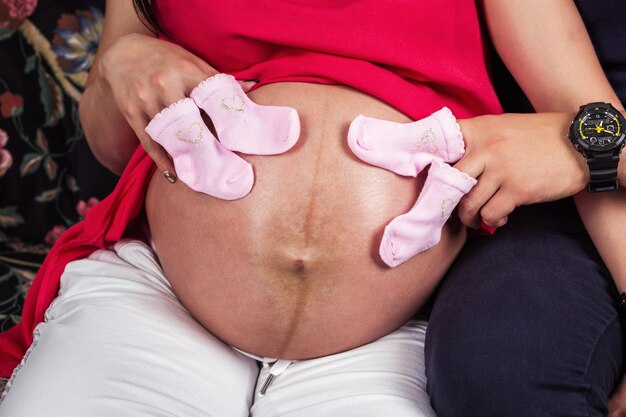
(145, 98), (254, 200)
(347, 107), (465, 176)
(190, 73), (300, 155)
(380, 159), (476, 267)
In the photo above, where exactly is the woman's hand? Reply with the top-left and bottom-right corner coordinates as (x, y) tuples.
(97, 33), (219, 175)
(455, 113), (589, 228)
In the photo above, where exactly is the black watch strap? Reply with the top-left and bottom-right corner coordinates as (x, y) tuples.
(586, 153), (620, 192)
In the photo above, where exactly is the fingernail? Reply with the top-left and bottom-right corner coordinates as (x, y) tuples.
(163, 171), (177, 184)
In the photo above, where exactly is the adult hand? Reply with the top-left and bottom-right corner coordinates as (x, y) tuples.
(609, 374), (626, 417)
(455, 113), (588, 228)
(98, 33), (255, 176)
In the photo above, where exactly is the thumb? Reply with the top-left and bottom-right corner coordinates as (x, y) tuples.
(452, 152), (485, 181)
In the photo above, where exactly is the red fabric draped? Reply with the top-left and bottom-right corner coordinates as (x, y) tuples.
(155, 0), (502, 121)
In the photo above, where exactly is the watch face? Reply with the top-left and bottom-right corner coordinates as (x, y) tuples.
(575, 105), (625, 151)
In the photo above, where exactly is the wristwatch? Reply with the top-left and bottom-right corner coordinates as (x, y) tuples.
(568, 102), (626, 192)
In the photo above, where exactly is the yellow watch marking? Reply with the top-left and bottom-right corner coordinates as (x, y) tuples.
(579, 118), (587, 139)
(612, 115), (622, 136)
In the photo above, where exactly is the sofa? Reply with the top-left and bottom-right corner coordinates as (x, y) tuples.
(0, 0), (116, 341)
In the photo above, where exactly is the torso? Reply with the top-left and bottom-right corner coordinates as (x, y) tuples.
(145, 82), (467, 359)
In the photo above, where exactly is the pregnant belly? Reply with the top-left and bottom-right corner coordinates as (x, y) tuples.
(145, 82), (466, 359)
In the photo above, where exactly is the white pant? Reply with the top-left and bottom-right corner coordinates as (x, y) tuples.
(0, 240), (436, 417)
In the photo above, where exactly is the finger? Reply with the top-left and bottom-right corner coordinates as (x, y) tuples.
(480, 189), (517, 227)
(458, 173), (500, 229)
(138, 90), (168, 121)
(140, 132), (176, 177)
(145, 72), (189, 117)
(139, 136), (176, 174)
(237, 79), (258, 93)
(151, 65), (208, 100)
(143, 89), (188, 179)
(187, 54), (219, 79)
(157, 91), (188, 115)
(128, 114), (177, 176)
(452, 152), (486, 180)
(180, 58), (221, 96)
(129, 76), (175, 121)
(492, 216), (508, 228)
(481, 216), (509, 230)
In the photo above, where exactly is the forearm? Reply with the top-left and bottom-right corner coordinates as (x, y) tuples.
(79, 75), (138, 175)
(481, 0), (618, 112)
(575, 191), (626, 292)
(573, 109), (626, 289)
(482, 0), (626, 284)
(78, 0), (156, 175)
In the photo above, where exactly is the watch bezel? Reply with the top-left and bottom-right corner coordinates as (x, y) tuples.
(569, 103), (626, 154)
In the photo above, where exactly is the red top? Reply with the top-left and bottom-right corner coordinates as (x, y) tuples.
(156, 0), (501, 120)
(0, 0), (501, 377)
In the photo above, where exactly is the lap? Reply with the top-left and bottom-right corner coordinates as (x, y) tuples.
(0, 240), (258, 417)
(425, 199), (625, 417)
(253, 320), (436, 417)
(0, 240), (437, 417)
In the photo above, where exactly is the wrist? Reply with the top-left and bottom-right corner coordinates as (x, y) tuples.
(617, 152), (626, 188)
(568, 103), (625, 192)
(573, 148), (590, 191)
(617, 109), (625, 188)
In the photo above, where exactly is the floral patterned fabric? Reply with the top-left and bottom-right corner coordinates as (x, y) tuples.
(0, 0), (116, 333)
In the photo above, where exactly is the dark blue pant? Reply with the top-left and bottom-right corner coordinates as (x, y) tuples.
(425, 199), (625, 416)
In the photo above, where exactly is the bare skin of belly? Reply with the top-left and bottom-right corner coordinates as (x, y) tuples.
(145, 82), (467, 360)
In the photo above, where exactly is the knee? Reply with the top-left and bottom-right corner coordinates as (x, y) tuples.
(425, 311), (553, 416)
(424, 270), (624, 417)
